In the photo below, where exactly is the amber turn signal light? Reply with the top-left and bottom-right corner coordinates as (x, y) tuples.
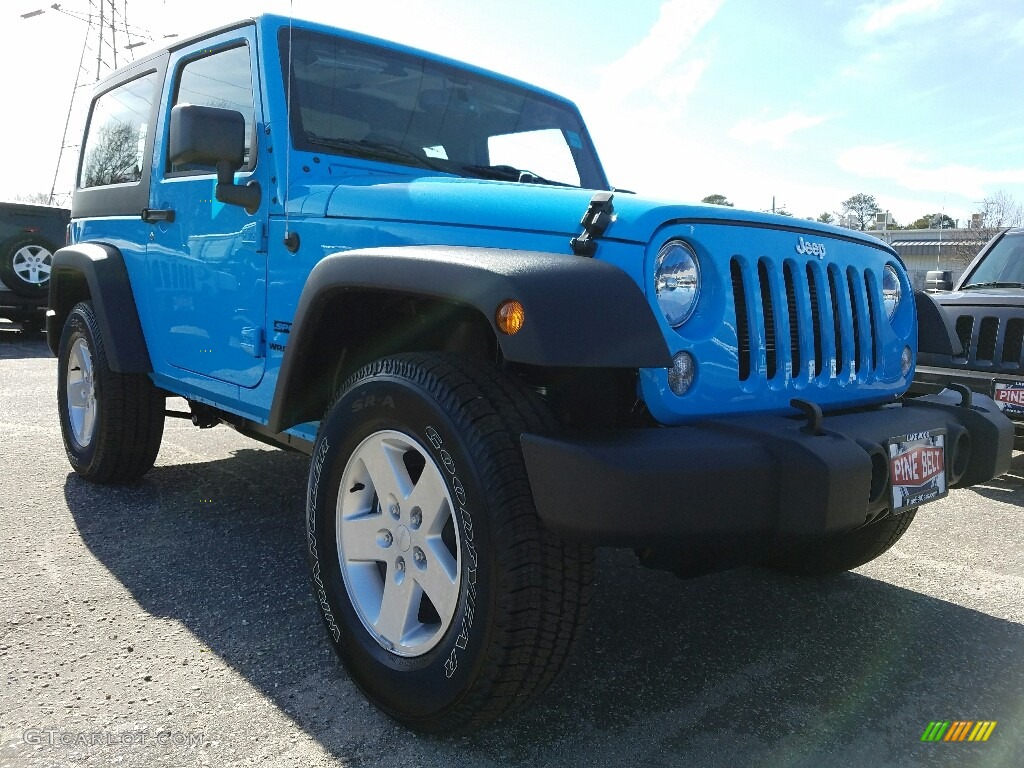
(495, 300), (525, 335)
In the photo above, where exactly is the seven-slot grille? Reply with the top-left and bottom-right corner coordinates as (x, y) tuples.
(730, 257), (883, 384)
(953, 313), (1024, 370)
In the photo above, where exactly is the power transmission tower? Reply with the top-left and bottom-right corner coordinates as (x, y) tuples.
(43, 0), (151, 206)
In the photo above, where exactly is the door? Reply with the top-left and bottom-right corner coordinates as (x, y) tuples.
(146, 32), (267, 388)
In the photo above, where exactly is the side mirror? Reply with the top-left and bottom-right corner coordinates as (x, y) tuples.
(925, 270), (954, 292)
(168, 104), (261, 214)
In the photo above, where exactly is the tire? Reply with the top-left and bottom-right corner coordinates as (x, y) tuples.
(764, 510), (917, 576)
(57, 301), (165, 482)
(306, 353), (593, 733)
(0, 236), (57, 297)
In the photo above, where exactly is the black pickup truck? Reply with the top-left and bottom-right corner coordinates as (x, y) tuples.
(0, 202), (69, 331)
(912, 227), (1024, 445)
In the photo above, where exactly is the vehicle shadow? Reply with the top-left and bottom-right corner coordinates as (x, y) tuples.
(966, 449), (1024, 506)
(64, 449), (1024, 767)
(0, 327), (51, 359)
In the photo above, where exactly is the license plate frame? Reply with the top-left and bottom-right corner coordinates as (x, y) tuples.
(887, 429), (948, 512)
(991, 380), (1024, 415)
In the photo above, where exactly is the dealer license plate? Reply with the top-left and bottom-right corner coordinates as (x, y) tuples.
(992, 381), (1024, 415)
(888, 430), (948, 512)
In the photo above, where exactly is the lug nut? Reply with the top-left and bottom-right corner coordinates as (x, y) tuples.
(410, 509), (422, 529)
(377, 530), (393, 548)
(389, 504), (400, 519)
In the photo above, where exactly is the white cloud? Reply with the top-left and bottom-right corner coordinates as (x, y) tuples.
(852, 0), (953, 35)
(729, 113), (828, 150)
(601, 0), (724, 100)
(837, 144), (1024, 199)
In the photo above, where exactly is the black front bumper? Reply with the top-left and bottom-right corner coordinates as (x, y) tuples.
(521, 390), (1012, 549)
(912, 365), (1024, 436)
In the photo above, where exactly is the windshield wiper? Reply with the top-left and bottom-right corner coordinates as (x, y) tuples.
(303, 133), (445, 171)
(961, 281), (1024, 289)
(461, 163), (573, 187)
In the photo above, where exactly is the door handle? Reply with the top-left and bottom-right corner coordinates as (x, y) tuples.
(141, 208), (175, 223)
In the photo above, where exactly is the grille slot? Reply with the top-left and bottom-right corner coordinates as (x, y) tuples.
(1002, 318), (1024, 366)
(731, 258), (751, 381)
(864, 272), (879, 370)
(807, 265), (823, 378)
(955, 316), (974, 358)
(784, 262), (801, 375)
(828, 266), (845, 376)
(977, 317), (999, 362)
(847, 268), (863, 373)
(758, 259), (777, 379)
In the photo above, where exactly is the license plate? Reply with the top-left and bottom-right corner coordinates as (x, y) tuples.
(888, 430), (948, 512)
(992, 381), (1024, 415)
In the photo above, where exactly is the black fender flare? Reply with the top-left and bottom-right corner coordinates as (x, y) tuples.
(915, 290), (962, 357)
(46, 242), (152, 373)
(268, 245), (671, 432)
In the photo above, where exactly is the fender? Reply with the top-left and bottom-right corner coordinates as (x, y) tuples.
(46, 242), (152, 373)
(268, 245), (671, 432)
(915, 290), (962, 357)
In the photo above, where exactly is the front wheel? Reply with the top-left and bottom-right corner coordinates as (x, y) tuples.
(306, 354), (593, 733)
(764, 510), (917, 575)
(57, 301), (165, 482)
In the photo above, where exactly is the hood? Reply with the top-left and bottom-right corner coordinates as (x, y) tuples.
(931, 287), (1024, 309)
(288, 168), (890, 250)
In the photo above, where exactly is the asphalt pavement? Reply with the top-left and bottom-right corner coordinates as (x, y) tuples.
(1, 326), (1022, 767)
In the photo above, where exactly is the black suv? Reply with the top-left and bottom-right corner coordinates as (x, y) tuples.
(912, 227), (1024, 443)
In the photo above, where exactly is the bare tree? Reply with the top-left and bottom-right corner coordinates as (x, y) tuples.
(81, 122), (141, 188)
(13, 192), (53, 205)
(980, 189), (1024, 228)
(937, 191), (1024, 269)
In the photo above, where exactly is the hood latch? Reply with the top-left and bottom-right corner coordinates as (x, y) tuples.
(570, 191), (615, 257)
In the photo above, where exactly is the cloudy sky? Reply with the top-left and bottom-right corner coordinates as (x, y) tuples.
(3, 0), (1023, 226)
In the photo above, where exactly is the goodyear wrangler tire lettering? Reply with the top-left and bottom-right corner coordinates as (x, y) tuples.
(304, 353), (593, 734)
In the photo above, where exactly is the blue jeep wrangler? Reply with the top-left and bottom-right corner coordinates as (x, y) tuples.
(48, 15), (1012, 733)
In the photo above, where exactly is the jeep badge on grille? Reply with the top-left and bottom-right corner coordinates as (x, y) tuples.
(795, 236), (826, 259)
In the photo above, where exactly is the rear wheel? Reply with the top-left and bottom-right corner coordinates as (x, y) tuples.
(306, 353), (593, 733)
(764, 511), (917, 575)
(57, 301), (165, 482)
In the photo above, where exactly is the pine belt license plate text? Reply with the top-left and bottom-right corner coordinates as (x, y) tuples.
(888, 430), (948, 512)
(992, 381), (1024, 415)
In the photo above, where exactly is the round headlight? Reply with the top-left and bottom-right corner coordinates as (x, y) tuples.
(655, 241), (701, 327)
(882, 264), (902, 320)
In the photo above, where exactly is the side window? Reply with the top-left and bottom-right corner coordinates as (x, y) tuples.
(79, 71), (158, 189)
(170, 44), (254, 174)
(487, 129), (581, 187)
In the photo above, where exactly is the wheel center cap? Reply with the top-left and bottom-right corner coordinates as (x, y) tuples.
(396, 526), (412, 552)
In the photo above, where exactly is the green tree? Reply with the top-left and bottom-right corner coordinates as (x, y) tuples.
(909, 213), (955, 229)
(841, 193), (881, 231)
(816, 212), (835, 224)
(701, 193), (734, 207)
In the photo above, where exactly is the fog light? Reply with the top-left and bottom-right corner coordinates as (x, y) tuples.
(495, 299), (525, 335)
(668, 352), (696, 395)
(901, 345), (913, 376)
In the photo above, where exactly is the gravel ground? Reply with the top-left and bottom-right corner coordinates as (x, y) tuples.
(1, 327), (1022, 767)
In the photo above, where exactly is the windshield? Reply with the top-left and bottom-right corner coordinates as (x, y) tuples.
(961, 230), (1024, 288)
(279, 28), (608, 190)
